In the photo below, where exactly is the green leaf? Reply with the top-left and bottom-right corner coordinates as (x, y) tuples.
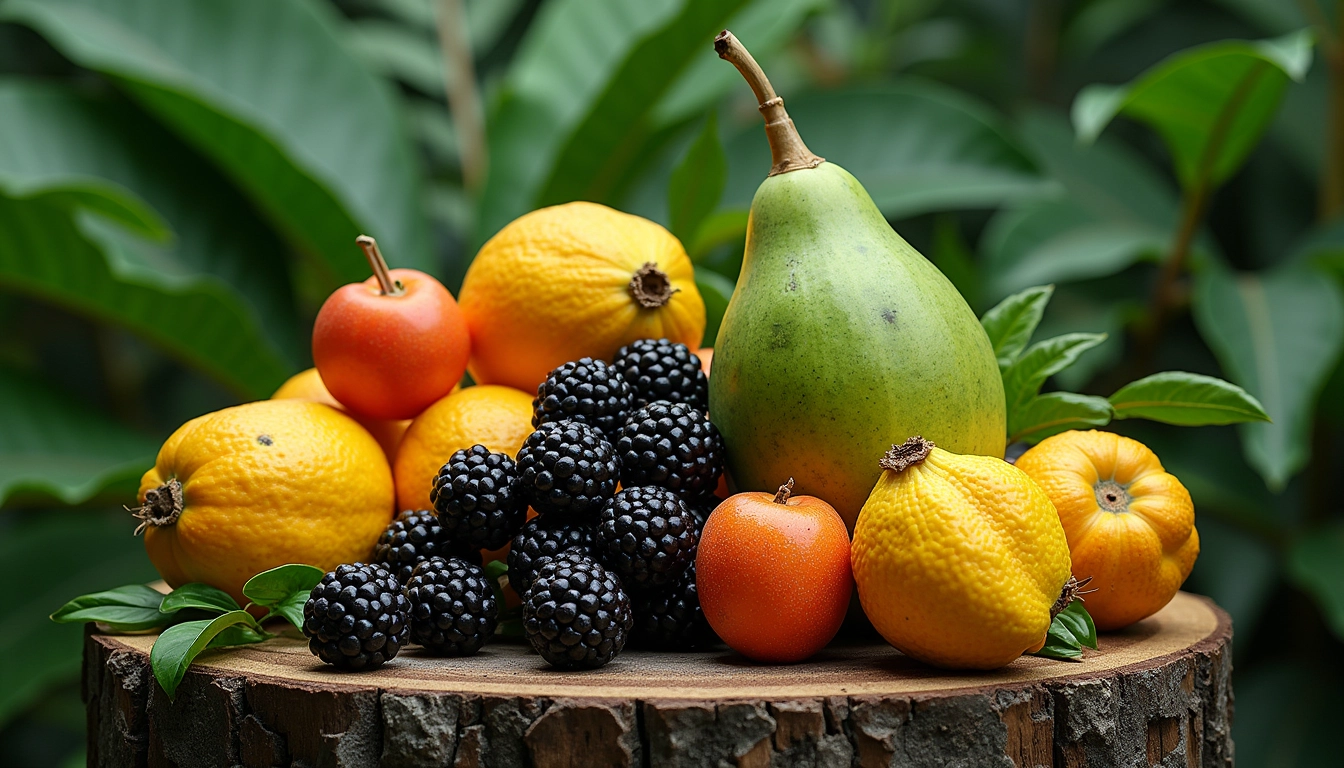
(723, 82), (1050, 220)
(1001, 333), (1108, 410)
(242, 564), (325, 607)
(1192, 266), (1344, 490)
(1109, 371), (1271, 426)
(980, 285), (1054, 368)
(50, 584), (172, 632)
(484, 559), (509, 581)
(1030, 601), (1099, 662)
(2, 0), (431, 281)
(347, 19), (444, 96)
(696, 269), (735, 349)
(1008, 392), (1114, 445)
(150, 611), (259, 699)
(267, 590), (311, 632)
(159, 584), (242, 616)
(687, 209), (748, 262)
(667, 112), (726, 247)
(1286, 525), (1344, 641)
(1072, 30), (1313, 191)
(0, 367), (157, 507)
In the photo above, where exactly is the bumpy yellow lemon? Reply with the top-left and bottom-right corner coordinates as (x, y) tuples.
(851, 437), (1073, 669)
(135, 400), (394, 604)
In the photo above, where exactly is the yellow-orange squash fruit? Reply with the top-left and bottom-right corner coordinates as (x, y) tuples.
(851, 437), (1073, 669)
(1016, 430), (1198, 631)
(271, 368), (411, 462)
(393, 385), (534, 511)
(459, 202), (705, 393)
(135, 400), (394, 604)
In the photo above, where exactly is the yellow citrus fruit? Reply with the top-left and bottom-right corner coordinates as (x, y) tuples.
(271, 368), (412, 463)
(393, 385), (535, 511)
(459, 202), (706, 392)
(135, 400), (394, 604)
(851, 437), (1073, 669)
(1016, 430), (1198, 631)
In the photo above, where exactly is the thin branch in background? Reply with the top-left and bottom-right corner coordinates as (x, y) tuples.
(436, 0), (487, 193)
(1025, 0), (1061, 100)
(1315, 0), (1344, 220)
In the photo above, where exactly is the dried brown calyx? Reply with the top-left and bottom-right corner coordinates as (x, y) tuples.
(879, 436), (935, 473)
(129, 478), (184, 535)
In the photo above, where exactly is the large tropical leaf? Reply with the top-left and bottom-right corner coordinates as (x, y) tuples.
(1, 0), (431, 281)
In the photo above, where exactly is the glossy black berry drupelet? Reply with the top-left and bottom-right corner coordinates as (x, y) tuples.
(507, 515), (594, 596)
(516, 421), (619, 517)
(523, 552), (632, 669)
(616, 401), (724, 497)
(372, 510), (449, 584)
(595, 486), (697, 592)
(631, 562), (718, 649)
(431, 444), (527, 550)
(404, 556), (498, 656)
(532, 358), (633, 439)
(303, 563), (409, 671)
(612, 338), (708, 410)
(683, 494), (721, 533)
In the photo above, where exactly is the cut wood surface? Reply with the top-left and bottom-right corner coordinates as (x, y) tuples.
(85, 591), (1231, 767)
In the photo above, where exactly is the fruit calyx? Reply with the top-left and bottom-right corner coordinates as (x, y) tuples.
(879, 436), (935, 473)
(773, 477), (796, 504)
(129, 478), (184, 535)
(1050, 575), (1094, 622)
(355, 235), (405, 297)
(629, 262), (679, 308)
(1094, 479), (1131, 513)
(715, 30), (823, 177)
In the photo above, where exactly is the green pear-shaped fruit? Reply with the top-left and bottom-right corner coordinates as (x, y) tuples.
(708, 31), (1005, 529)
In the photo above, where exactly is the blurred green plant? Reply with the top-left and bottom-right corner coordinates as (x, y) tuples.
(2, 0), (1343, 764)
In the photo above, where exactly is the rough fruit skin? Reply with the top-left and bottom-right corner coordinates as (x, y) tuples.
(1015, 430), (1198, 631)
(522, 552), (633, 670)
(272, 368), (410, 463)
(431, 445), (527, 550)
(850, 442), (1072, 670)
(507, 515), (594, 596)
(459, 202), (706, 393)
(532, 358), (634, 439)
(515, 421), (619, 518)
(393, 385), (534, 512)
(616, 401), (724, 498)
(709, 163), (1005, 530)
(612, 338), (709, 410)
(138, 400), (394, 605)
(595, 486), (697, 592)
(404, 556), (498, 656)
(631, 562), (718, 649)
(696, 490), (851, 663)
(313, 268), (470, 420)
(302, 563), (409, 671)
(373, 510), (451, 584)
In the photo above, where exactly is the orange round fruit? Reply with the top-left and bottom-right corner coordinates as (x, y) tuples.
(459, 202), (706, 393)
(134, 400), (394, 604)
(1016, 430), (1199, 631)
(272, 368), (410, 462)
(696, 480), (852, 663)
(697, 347), (713, 377)
(393, 385), (534, 511)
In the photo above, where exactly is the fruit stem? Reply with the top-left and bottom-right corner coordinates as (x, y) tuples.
(773, 478), (795, 504)
(356, 235), (404, 296)
(879, 436), (934, 473)
(714, 30), (824, 177)
(1050, 575), (1093, 622)
(629, 262), (679, 308)
(128, 478), (184, 535)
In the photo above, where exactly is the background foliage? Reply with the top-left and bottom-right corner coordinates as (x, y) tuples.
(1, 0), (1342, 763)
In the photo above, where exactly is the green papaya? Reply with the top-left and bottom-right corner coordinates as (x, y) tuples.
(708, 31), (1006, 528)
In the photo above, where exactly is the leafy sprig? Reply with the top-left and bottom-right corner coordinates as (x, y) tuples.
(52, 564), (323, 698)
(1031, 601), (1099, 662)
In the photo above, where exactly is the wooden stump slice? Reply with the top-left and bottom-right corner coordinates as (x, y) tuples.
(84, 591), (1231, 768)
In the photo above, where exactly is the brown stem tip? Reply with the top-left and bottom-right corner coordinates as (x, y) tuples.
(773, 477), (795, 504)
(879, 436), (934, 473)
(714, 30), (823, 177)
(629, 262), (679, 308)
(1050, 575), (1095, 622)
(356, 235), (404, 296)
(129, 478), (184, 535)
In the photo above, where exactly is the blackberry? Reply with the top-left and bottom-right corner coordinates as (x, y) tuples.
(372, 510), (449, 584)
(404, 557), (498, 656)
(532, 358), (633, 439)
(431, 445), (527, 550)
(516, 421), (619, 517)
(595, 486), (697, 592)
(631, 562), (718, 649)
(507, 515), (595, 596)
(523, 553), (632, 669)
(612, 338), (708, 410)
(302, 563), (409, 671)
(616, 401), (724, 497)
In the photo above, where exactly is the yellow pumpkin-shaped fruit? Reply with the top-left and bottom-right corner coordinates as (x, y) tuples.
(1015, 429), (1198, 631)
(459, 202), (706, 393)
(851, 437), (1074, 670)
(271, 367), (411, 463)
(134, 400), (394, 604)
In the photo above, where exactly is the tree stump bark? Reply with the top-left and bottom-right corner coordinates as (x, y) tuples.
(83, 591), (1231, 768)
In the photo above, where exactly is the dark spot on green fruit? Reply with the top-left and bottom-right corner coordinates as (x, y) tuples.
(257, 434), (274, 446)
(881, 309), (896, 324)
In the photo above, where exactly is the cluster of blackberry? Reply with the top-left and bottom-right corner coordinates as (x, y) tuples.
(303, 338), (724, 672)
